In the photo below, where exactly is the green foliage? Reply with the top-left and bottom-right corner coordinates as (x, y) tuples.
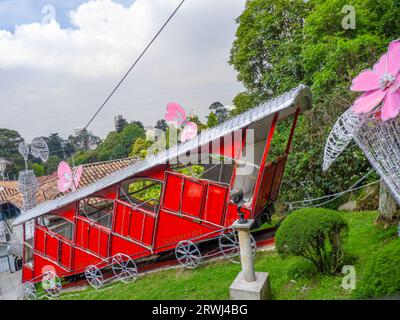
(31, 163), (45, 177)
(286, 256), (318, 280)
(230, 0), (311, 98)
(128, 180), (161, 206)
(0, 128), (24, 176)
(354, 240), (400, 298)
(115, 116), (128, 133)
(229, 0), (400, 205)
(276, 208), (348, 274)
(96, 123), (145, 161)
(129, 138), (153, 159)
(209, 102), (229, 124)
(45, 155), (62, 175)
(206, 112), (219, 128)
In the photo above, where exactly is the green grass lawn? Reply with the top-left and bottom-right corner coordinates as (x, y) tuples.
(61, 211), (398, 300)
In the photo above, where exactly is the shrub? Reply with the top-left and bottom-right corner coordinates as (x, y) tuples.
(275, 208), (348, 274)
(354, 240), (400, 299)
(286, 256), (317, 280)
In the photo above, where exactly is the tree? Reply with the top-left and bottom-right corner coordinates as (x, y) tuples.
(115, 116), (128, 133)
(155, 119), (168, 132)
(209, 102), (229, 124)
(31, 163), (45, 176)
(0, 128), (24, 176)
(68, 129), (101, 152)
(230, 0), (311, 99)
(229, 0), (400, 207)
(189, 115), (206, 131)
(131, 120), (144, 130)
(129, 138), (153, 159)
(44, 133), (63, 159)
(206, 112), (219, 128)
(45, 155), (62, 175)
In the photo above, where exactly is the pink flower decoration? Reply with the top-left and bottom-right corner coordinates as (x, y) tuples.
(165, 103), (198, 142)
(351, 40), (400, 121)
(57, 161), (83, 193)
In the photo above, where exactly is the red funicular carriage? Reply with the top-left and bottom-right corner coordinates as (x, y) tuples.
(14, 85), (312, 298)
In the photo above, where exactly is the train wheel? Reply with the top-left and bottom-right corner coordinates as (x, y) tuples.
(219, 229), (257, 264)
(42, 271), (62, 298)
(175, 240), (202, 269)
(18, 281), (37, 300)
(111, 253), (138, 283)
(85, 265), (104, 289)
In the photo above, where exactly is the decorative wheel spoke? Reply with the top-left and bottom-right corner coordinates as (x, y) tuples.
(18, 281), (37, 300)
(219, 229), (257, 264)
(175, 240), (202, 269)
(111, 253), (138, 283)
(41, 271), (62, 298)
(85, 265), (104, 289)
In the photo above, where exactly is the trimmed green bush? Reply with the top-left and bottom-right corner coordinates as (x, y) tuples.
(286, 256), (317, 280)
(354, 240), (400, 299)
(276, 208), (348, 274)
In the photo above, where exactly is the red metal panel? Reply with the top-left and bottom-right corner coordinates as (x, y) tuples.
(162, 173), (182, 212)
(113, 201), (125, 235)
(34, 226), (46, 255)
(59, 242), (73, 269)
(45, 234), (59, 261)
(88, 226), (100, 255)
(33, 254), (67, 279)
(75, 218), (90, 248)
(22, 266), (34, 282)
(251, 112), (279, 214)
(181, 178), (206, 218)
(154, 210), (215, 251)
(254, 162), (277, 215)
(114, 202), (130, 237)
(98, 230), (110, 258)
(270, 155), (287, 202)
(110, 234), (150, 258)
(129, 209), (144, 241)
(142, 215), (155, 246)
(73, 247), (102, 271)
(203, 183), (228, 226)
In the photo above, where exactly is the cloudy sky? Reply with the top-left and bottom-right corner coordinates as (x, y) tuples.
(0, 0), (245, 140)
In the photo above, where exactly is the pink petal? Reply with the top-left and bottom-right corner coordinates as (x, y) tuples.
(381, 91), (400, 121)
(387, 40), (400, 76)
(352, 89), (387, 114)
(165, 103), (186, 125)
(180, 122), (197, 142)
(373, 54), (388, 75)
(350, 70), (381, 92)
(57, 161), (73, 193)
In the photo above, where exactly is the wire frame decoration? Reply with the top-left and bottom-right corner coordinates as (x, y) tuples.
(18, 170), (39, 211)
(323, 39), (400, 204)
(18, 137), (49, 169)
(323, 109), (366, 172)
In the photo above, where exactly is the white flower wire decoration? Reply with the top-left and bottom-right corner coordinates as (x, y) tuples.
(17, 137), (49, 210)
(323, 112), (400, 204)
(18, 137), (49, 169)
(18, 170), (39, 211)
(323, 108), (366, 172)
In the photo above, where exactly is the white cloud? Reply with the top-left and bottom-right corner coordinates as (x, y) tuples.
(0, 0), (245, 140)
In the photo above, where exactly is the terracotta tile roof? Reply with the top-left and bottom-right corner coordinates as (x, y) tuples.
(6, 158), (138, 209)
(0, 180), (18, 190)
(0, 186), (18, 204)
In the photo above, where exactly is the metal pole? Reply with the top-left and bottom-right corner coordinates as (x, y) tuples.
(237, 228), (256, 282)
(231, 219), (256, 283)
